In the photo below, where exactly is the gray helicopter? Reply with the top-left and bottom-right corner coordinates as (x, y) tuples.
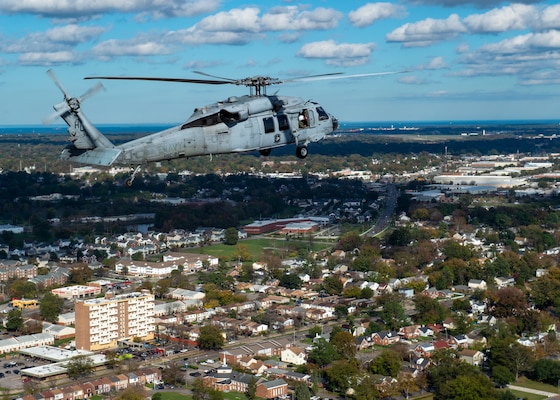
(46, 69), (400, 186)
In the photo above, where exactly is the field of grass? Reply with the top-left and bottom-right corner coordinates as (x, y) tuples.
(184, 237), (332, 261)
(515, 376), (559, 394)
(156, 393), (191, 400)
(507, 389), (547, 400)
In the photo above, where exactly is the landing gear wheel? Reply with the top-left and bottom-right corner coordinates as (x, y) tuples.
(259, 148), (272, 156)
(296, 145), (308, 159)
(125, 178), (134, 187)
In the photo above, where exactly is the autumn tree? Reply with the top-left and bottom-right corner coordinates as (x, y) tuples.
(330, 331), (357, 360)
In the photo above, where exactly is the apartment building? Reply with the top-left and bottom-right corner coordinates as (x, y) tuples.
(75, 290), (155, 351)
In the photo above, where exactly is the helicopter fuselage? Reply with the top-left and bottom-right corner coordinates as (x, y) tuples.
(117, 95), (336, 164)
(61, 94), (338, 167)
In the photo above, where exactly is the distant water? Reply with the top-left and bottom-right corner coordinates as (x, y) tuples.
(1, 120), (559, 135)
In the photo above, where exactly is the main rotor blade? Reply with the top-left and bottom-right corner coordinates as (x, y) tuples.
(85, 76), (233, 85)
(286, 71), (408, 83)
(193, 71), (238, 82)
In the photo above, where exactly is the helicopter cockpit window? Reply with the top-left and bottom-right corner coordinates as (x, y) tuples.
(263, 117), (275, 133)
(316, 106), (329, 121)
(181, 113), (221, 129)
(278, 114), (289, 131)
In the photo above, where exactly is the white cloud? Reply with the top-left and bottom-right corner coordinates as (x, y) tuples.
(386, 14), (466, 47)
(91, 38), (173, 59)
(538, 4), (560, 30)
(297, 40), (375, 66)
(18, 51), (77, 65)
(463, 4), (537, 33)
(45, 24), (107, 44)
(0, 0), (221, 18)
(348, 2), (407, 28)
(197, 8), (261, 33)
(261, 6), (342, 31)
(425, 56), (448, 69)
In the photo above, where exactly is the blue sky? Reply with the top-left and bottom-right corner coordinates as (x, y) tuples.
(1, 0), (560, 125)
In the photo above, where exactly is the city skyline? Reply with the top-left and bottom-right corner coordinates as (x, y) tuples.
(1, 1), (560, 125)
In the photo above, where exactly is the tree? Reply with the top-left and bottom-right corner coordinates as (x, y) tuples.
(492, 365), (515, 387)
(397, 371), (419, 399)
(192, 378), (211, 400)
(224, 227), (239, 245)
(330, 331), (357, 360)
(294, 382), (311, 400)
(247, 376), (257, 400)
(161, 362), (186, 385)
(323, 275), (343, 295)
(115, 385), (148, 400)
(325, 359), (359, 393)
(379, 296), (407, 330)
(308, 325), (322, 338)
(6, 309), (23, 332)
(198, 325), (225, 350)
(413, 294), (447, 325)
(66, 355), (94, 379)
(39, 292), (64, 323)
(307, 338), (339, 367)
(370, 349), (402, 378)
(279, 273), (302, 289)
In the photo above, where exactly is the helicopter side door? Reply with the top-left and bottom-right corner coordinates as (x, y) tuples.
(258, 114), (292, 150)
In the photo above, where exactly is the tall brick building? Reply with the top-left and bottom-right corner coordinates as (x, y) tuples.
(75, 290), (155, 351)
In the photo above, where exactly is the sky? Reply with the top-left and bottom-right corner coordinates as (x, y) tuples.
(2, 0), (560, 125)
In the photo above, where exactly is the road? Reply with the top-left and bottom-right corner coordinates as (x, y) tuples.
(363, 183), (397, 237)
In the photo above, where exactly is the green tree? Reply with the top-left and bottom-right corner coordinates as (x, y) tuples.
(492, 365), (515, 387)
(224, 227), (239, 246)
(413, 294), (447, 325)
(323, 275), (344, 295)
(308, 325), (322, 338)
(325, 359), (359, 393)
(6, 309), (23, 332)
(247, 376), (257, 400)
(198, 325), (225, 350)
(294, 382), (311, 400)
(308, 338), (339, 367)
(370, 349), (402, 378)
(66, 355), (94, 379)
(39, 292), (64, 323)
(379, 296), (407, 330)
(279, 273), (302, 289)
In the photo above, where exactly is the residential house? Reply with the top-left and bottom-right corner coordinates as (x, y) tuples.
(280, 347), (307, 365)
(371, 331), (400, 346)
(468, 279), (487, 291)
(459, 349), (484, 366)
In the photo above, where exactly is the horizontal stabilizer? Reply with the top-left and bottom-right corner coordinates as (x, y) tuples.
(60, 147), (122, 167)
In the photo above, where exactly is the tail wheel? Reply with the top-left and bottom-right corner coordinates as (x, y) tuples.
(296, 145), (308, 159)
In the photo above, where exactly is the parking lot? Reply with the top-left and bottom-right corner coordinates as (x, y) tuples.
(0, 358), (45, 389)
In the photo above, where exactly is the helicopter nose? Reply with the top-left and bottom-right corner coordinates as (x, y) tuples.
(331, 115), (339, 131)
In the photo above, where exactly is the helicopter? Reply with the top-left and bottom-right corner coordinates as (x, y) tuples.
(45, 69), (401, 186)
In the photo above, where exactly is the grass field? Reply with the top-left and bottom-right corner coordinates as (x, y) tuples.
(507, 389), (547, 400)
(184, 237), (333, 261)
(156, 393), (191, 400)
(515, 376), (559, 394)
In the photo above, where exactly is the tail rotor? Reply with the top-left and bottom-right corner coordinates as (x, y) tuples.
(43, 69), (104, 124)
